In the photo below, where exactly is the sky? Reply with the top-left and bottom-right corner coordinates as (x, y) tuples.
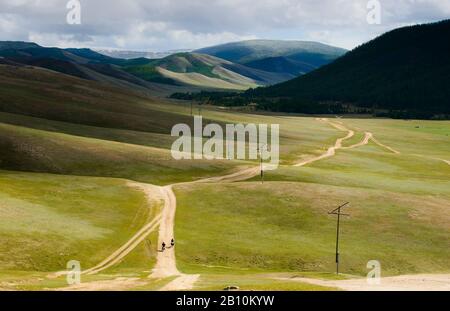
(0, 0), (449, 51)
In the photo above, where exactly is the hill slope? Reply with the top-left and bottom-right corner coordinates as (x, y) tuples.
(252, 20), (450, 117)
(123, 53), (289, 90)
(0, 64), (243, 184)
(243, 56), (316, 78)
(196, 39), (347, 75)
(0, 44), (181, 94)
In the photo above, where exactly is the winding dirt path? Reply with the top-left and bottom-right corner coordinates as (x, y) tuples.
(331, 121), (448, 166)
(148, 167), (262, 290)
(342, 132), (373, 149)
(371, 136), (401, 154)
(411, 154), (450, 166)
(150, 186), (180, 278)
(84, 182), (166, 276)
(84, 215), (162, 275)
(55, 277), (147, 291)
(294, 118), (372, 167)
(278, 274), (450, 291)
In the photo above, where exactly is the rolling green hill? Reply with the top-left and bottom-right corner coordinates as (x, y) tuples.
(122, 52), (289, 89)
(0, 43), (199, 95)
(196, 39), (347, 75)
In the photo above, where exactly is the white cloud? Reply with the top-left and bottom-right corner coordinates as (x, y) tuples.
(0, 0), (448, 51)
(0, 14), (19, 33)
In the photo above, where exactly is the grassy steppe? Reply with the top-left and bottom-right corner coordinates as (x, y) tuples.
(0, 171), (161, 273)
(175, 181), (449, 276)
(1, 63), (449, 290)
(174, 119), (450, 277)
(343, 118), (450, 159)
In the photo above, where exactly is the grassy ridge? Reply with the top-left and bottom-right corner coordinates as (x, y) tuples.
(0, 112), (175, 150)
(0, 65), (194, 133)
(0, 122), (245, 185)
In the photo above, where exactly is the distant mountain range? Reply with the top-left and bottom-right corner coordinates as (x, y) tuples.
(96, 49), (192, 60)
(0, 39), (346, 91)
(247, 20), (450, 117)
(0, 43), (174, 94)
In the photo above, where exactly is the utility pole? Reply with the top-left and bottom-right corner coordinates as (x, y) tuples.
(260, 153), (263, 184)
(328, 202), (350, 275)
(190, 101), (193, 116)
(258, 144), (266, 184)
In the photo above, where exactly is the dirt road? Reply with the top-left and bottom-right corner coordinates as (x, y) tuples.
(279, 274), (450, 291)
(294, 118), (373, 167)
(55, 277), (147, 291)
(159, 274), (200, 291)
(148, 167), (261, 289)
(150, 186), (181, 278)
(84, 182), (164, 276)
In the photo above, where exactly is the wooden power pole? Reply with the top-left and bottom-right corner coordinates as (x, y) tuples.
(258, 144), (266, 184)
(328, 202), (350, 275)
